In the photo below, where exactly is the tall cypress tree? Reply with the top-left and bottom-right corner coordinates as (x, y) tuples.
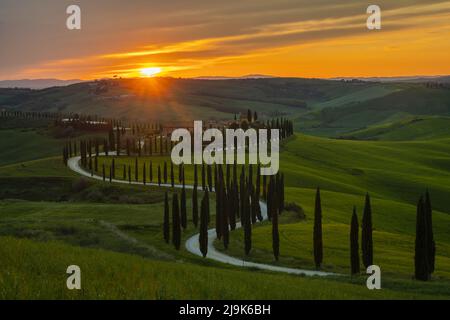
(143, 162), (146, 185)
(313, 187), (323, 269)
(361, 193), (373, 268)
(199, 192), (209, 257)
(415, 196), (430, 281)
(215, 172), (223, 240)
(222, 189), (229, 249)
(201, 163), (206, 190)
(424, 190), (435, 273)
(163, 161), (168, 184)
(170, 162), (174, 187)
(262, 174), (267, 200)
(158, 165), (161, 186)
(350, 206), (360, 275)
(194, 164), (198, 187)
(181, 185), (187, 229)
(244, 186), (252, 255)
(172, 193), (181, 250)
(134, 157), (138, 181)
(192, 186), (199, 227)
(207, 165), (213, 192)
(163, 191), (170, 243)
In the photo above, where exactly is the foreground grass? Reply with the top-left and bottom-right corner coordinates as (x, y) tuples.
(1, 236), (446, 300)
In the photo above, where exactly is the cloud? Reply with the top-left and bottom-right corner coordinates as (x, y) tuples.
(1, 0), (450, 79)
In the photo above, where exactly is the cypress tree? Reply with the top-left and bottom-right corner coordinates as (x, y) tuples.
(215, 174), (222, 239)
(134, 157), (138, 181)
(116, 126), (121, 155)
(361, 193), (373, 268)
(143, 162), (146, 185)
(214, 164), (218, 191)
(126, 139), (130, 156)
(205, 189), (210, 223)
(256, 164), (261, 197)
(194, 164), (198, 187)
(199, 192), (209, 257)
(192, 186), (199, 227)
(415, 196), (430, 281)
(272, 189), (279, 261)
(207, 165), (213, 191)
(222, 189), (229, 249)
(111, 158), (115, 179)
(280, 174), (285, 212)
(424, 190), (435, 273)
(158, 165), (161, 186)
(262, 174), (267, 200)
(234, 179), (240, 219)
(244, 186), (252, 255)
(170, 162), (174, 187)
(88, 155), (92, 171)
(350, 207), (360, 275)
(181, 185), (187, 229)
(163, 161), (168, 184)
(163, 191), (170, 243)
(172, 193), (181, 250)
(313, 187), (323, 269)
(201, 163), (206, 190)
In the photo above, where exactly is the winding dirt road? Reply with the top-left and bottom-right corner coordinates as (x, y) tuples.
(67, 154), (333, 276)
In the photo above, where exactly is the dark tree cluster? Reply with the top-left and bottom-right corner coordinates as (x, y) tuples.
(415, 190), (436, 281)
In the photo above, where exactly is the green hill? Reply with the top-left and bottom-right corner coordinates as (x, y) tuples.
(0, 78), (410, 122)
(339, 116), (450, 141)
(297, 86), (450, 136)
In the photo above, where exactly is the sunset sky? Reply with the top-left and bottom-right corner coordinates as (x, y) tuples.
(1, 0), (449, 80)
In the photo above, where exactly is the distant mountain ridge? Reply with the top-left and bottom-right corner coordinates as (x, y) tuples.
(193, 74), (276, 80)
(329, 75), (450, 83)
(0, 79), (84, 89)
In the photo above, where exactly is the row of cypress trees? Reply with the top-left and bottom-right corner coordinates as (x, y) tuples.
(314, 189), (374, 273)
(162, 162), (286, 258)
(348, 193), (373, 275)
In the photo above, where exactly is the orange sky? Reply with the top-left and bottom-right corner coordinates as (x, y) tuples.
(1, 0), (449, 80)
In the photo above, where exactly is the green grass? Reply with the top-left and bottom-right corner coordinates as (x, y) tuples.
(339, 116), (450, 141)
(2, 236), (447, 299)
(296, 86), (450, 136)
(216, 189), (450, 278)
(0, 129), (64, 166)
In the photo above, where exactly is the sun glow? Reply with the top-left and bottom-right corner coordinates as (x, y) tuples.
(140, 67), (162, 77)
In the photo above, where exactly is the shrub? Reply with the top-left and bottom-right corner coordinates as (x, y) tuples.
(72, 177), (91, 193)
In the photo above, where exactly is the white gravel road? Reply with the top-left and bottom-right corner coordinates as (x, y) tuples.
(67, 153), (334, 276)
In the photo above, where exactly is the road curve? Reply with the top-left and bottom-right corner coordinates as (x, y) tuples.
(67, 154), (334, 277)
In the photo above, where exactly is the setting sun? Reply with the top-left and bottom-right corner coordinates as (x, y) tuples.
(140, 67), (161, 77)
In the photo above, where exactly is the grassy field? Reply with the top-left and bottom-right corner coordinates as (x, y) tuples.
(339, 116), (450, 141)
(1, 110), (450, 298)
(2, 236), (448, 300)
